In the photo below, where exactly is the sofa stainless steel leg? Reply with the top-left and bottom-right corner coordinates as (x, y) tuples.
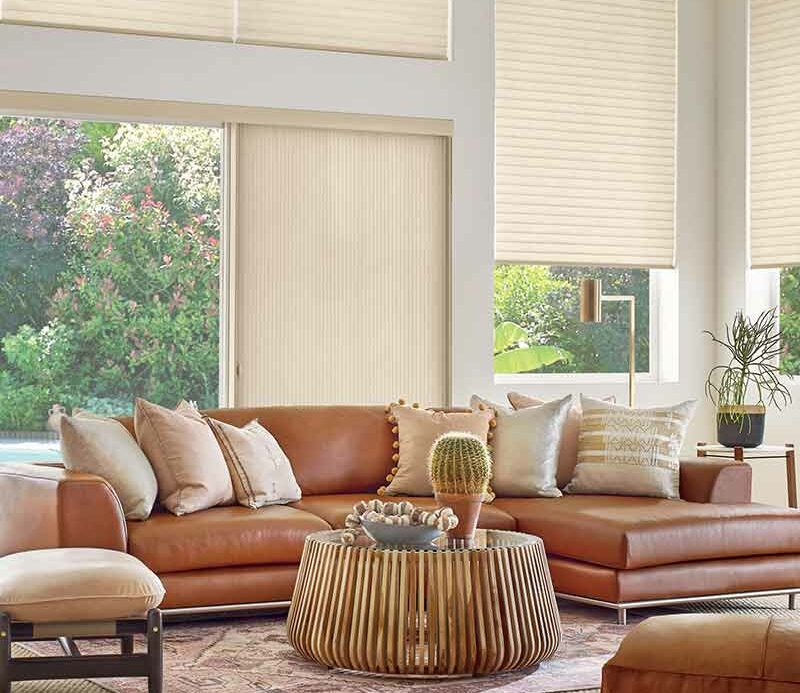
(147, 609), (163, 693)
(790, 594), (797, 611)
(617, 608), (627, 626)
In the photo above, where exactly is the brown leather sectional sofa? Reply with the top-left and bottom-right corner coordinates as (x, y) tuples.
(2, 405), (800, 623)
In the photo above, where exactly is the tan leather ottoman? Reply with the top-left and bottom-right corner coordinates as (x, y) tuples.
(602, 614), (800, 692)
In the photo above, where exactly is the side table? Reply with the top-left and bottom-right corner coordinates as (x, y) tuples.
(697, 442), (797, 509)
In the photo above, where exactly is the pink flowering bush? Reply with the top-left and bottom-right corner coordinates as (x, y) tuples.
(0, 124), (220, 429)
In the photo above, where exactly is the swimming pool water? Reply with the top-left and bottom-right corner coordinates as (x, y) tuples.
(0, 441), (62, 464)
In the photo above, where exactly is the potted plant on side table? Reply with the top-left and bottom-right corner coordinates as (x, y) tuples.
(704, 308), (792, 448)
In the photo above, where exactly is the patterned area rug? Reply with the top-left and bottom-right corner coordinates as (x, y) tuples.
(21, 596), (798, 693)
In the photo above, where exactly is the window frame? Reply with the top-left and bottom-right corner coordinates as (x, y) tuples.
(748, 267), (800, 386)
(493, 267), (679, 385)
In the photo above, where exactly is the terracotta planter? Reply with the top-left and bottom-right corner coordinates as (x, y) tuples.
(434, 492), (483, 540)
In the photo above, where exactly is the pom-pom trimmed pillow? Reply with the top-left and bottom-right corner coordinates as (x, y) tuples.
(380, 402), (494, 497)
(564, 395), (697, 499)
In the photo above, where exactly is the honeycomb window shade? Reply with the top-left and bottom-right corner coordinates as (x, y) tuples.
(233, 124), (449, 407)
(749, 0), (800, 268)
(495, 0), (677, 269)
(236, 0), (450, 59)
(0, 0), (234, 41)
(0, 0), (450, 59)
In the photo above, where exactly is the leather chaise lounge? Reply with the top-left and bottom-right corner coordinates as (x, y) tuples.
(2, 405), (800, 624)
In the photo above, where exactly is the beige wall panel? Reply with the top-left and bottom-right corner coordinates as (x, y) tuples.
(749, 0), (800, 268)
(237, 0), (449, 59)
(1, 0), (233, 40)
(495, 0), (677, 269)
(234, 125), (449, 407)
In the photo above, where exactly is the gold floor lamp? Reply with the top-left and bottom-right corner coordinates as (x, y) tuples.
(579, 278), (636, 406)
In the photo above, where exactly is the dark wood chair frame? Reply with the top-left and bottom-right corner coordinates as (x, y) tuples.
(0, 608), (162, 693)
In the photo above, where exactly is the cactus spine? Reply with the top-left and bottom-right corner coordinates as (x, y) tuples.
(428, 432), (491, 496)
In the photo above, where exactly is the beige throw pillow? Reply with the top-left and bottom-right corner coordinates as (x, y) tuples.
(471, 395), (571, 498)
(565, 395), (697, 499)
(134, 398), (234, 516)
(60, 412), (158, 520)
(508, 392), (616, 488)
(382, 405), (494, 497)
(208, 418), (301, 509)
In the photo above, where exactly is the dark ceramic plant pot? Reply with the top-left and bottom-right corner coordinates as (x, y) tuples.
(717, 406), (766, 448)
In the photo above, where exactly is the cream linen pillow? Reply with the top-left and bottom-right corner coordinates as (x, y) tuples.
(134, 398), (234, 516)
(508, 392), (616, 489)
(382, 404), (494, 497)
(564, 395), (697, 499)
(60, 412), (158, 520)
(208, 418), (301, 509)
(470, 395), (571, 498)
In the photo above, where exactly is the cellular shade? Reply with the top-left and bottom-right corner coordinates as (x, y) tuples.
(233, 124), (449, 406)
(495, 0), (677, 268)
(0, 0), (450, 59)
(237, 0), (450, 59)
(0, 0), (233, 40)
(749, 0), (800, 268)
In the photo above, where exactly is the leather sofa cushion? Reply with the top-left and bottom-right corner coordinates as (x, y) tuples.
(493, 495), (800, 569)
(291, 494), (516, 530)
(603, 614), (800, 691)
(128, 505), (330, 573)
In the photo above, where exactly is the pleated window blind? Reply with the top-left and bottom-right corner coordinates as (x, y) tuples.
(0, 0), (233, 41)
(233, 124), (449, 406)
(749, 0), (800, 268)
(495, 0), (677, 268)
(0, 0), (450, 59)
(237, 0), (449, 59)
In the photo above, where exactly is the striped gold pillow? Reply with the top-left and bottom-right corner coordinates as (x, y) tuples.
(564, 395), (696, 499)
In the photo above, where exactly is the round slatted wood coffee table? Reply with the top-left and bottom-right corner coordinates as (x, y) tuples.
(287, 529), (561, 678)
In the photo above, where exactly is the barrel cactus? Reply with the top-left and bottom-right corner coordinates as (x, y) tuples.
(428, 432), (491, 496)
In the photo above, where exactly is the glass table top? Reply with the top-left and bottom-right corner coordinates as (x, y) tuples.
(308, 528), (540, 552)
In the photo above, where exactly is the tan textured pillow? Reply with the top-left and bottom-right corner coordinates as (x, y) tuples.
(60, 412), (158, 520)
(0, 548), (164, 622)
(382, 404), (494, 497)
(508, 392), (616, 488)
(565, 395), (697, 499)
(208, 418), (302, 509)
(471, 394), (571, 498)
(134, 398), (234, 516)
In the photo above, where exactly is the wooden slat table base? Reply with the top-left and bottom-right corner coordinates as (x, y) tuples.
(287, 531), (561, 677)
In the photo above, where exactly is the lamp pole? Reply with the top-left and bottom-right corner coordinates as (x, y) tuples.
(579, 279), (636, 407)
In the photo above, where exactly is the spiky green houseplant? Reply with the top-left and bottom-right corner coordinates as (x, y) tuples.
(429, 432), (492, 539)
(705, 308), (792, 446)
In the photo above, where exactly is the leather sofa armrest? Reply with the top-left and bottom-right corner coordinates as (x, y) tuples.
(0, 464), (127, 556)
(679, 458), (752, 504)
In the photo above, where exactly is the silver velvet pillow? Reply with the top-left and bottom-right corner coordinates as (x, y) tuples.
(470, 394), (572, 498)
